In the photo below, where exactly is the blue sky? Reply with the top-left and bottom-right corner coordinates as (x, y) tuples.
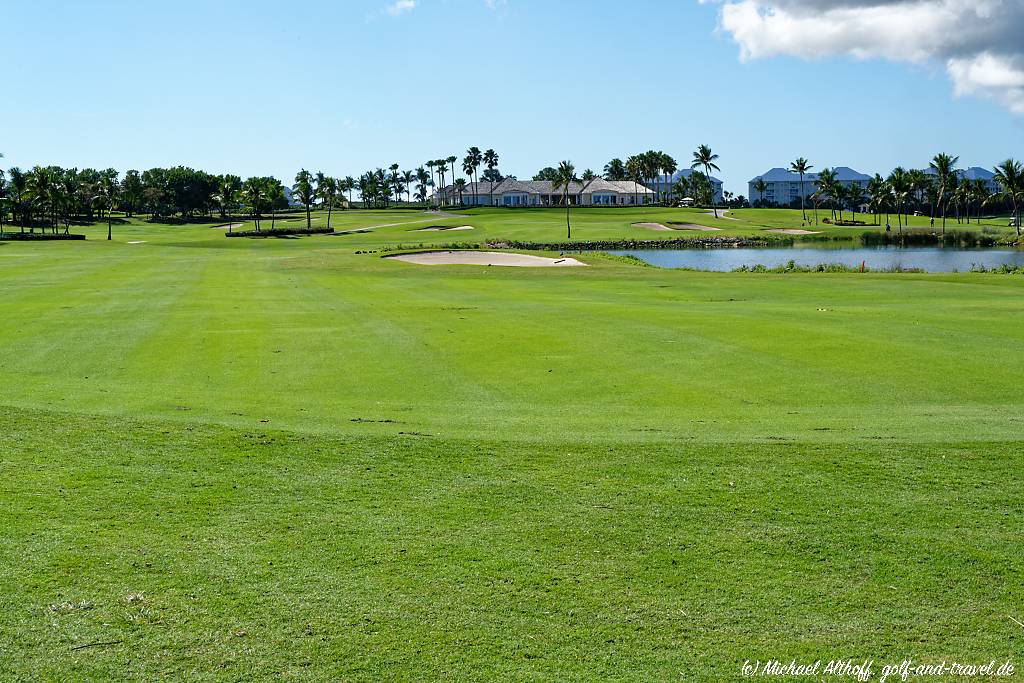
(3, 0), (1022, 195)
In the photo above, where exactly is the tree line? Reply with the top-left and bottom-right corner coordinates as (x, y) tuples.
(754, 155), (1024, 235)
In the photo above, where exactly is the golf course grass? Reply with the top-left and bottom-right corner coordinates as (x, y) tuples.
(2, 208), (1023, 680)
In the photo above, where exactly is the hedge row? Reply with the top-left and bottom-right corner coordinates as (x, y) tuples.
(0, 232), (86, 241)
(225, 226), (335, 238)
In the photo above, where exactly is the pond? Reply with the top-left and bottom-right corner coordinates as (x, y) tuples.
(604, 245), (1024, 272)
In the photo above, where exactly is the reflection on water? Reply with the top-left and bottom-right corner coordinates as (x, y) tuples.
(606, 246), (1024, 273)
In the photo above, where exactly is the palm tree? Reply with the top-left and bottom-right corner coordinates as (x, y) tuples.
(552, 161), (579, 239)
(930, 153), (959, 234)
(453, 178), (467, 205)
(953, 181), (969, 224)
(461, 156), (476, 203)
(789, 157), (813, 222)
(642, 151), (661, 197)
(215, 174), (242, 218)
(436, 160), (449, 206)
(833, 182), (849, 223)
(389, 169), (403, 205)
(970, 178), (989, 225)
(342, 176), (355, 208)
(660, 153), (677, 204)
(0, 167), (7, 233)
(316, 175), (338, 230)
(484, 149), (499, 206)
(447, 155), (458, 185)
(816, 168), (838, 222)
(415, 167), (430, 207)
(603, 158), (626, 181)
(691, 145), (721, 217)
(581, 169), (597, 183)
(373, 168), (389, 207)
(26, 166), (61, 233)
(464, 147), (483, 203)
(906, 169), (927, 217)
(690, 172), (713, 207)
(993, 159), (1023, 237)
(752, 177), (768, 208)
(846, 182), (866, 220)
(266, 178), (285, 229)
(99, 169), (118, 239)
(672, 176), (690, 205)
(402, 170), (414, 203)
(386, 164), (399, 205)
(425, 161), (436, 206)
(867, 174), (886, 225)
(8, 167), (26, 233)
(356, 174), (371, 209)
(314, 171), (328, 204)
(888, 167), (910, 233)
(293, 169), (315, 228)
(242, 177), (266, 230)
(625, 156), (642, 205)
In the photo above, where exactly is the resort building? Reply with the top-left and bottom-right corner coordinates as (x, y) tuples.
(748, 167), (871, 207)
(921, 166), (999, 193)
(644, 169), (724, 203)
(441, 178), (655, 206)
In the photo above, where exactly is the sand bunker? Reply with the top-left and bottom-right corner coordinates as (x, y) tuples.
(633, 222), (673, 231)
(386, 250), (587, 267)
(211, 223), (243, 230)
(126, 241), (147, 244)
(667, 222), (723, 231)
(765, 228), (822, 235)
(413, 225), (474, 232)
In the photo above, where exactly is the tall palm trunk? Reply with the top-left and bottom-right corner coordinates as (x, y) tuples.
(939, 189), (947, 234)
(705, 164), (719, 218)
(565, 189), (571, 239)
(799, 173), (806, 222)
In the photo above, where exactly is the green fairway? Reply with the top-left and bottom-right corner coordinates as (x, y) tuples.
(2, 212), (1023, 680)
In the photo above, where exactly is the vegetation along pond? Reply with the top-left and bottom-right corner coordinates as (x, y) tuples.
(607, 245), (1024, 272)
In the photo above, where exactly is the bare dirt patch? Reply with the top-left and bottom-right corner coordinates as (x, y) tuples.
(385, 251), (587, 267)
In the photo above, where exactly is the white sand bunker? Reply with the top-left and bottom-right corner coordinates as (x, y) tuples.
(126, 241), (147, 244)
(211, 223), (243, 230)
(633, 222), (673, 231)
(414, 225), (474, 232)
(387, 250), (587, 267)
(667, 223), (723, 231)
(765, 228), (822, 235)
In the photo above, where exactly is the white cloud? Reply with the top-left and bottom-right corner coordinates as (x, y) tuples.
(948, 53), (1024, 115)
(707, 0), (1024, 114)
(385, 0), (416, 16)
